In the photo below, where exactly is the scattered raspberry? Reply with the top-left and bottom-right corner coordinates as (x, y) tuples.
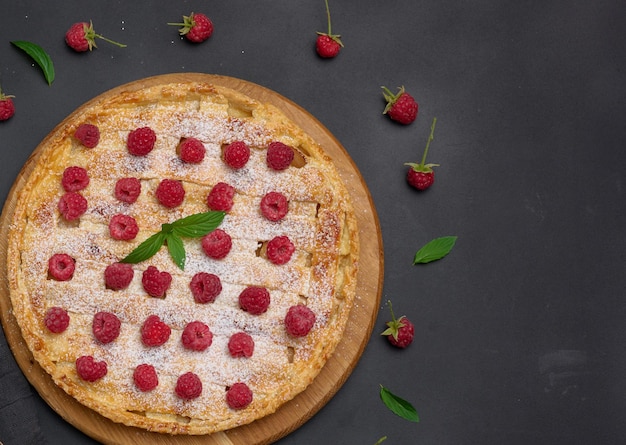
(133, 364), (158, 392)
(201, 229), (232, 259)
(382, 86), (418, 125)
(65, 21), (126, 52)
(381, 301), (414, 348)
(127, 126), (156, 156)
(0, 87), (16, 121)
(104, 262), (134, 290)
(405, 117), (439, 191)
(266, 235), (295, 265)
(206, 182), (235, 212)
(190, 272), (222, 303)
(141, 315), (171, 347)
(222, 141), (250, 169)
(284, 305), (316, 337)
(228, 332), (255, 358)
(175, 372), (202, 399)
(181, 321), (213, 351)
(75, 355), (107, 382)
(44, 307), (70, 333)
(74, 123), (100, 148)
(58, 192), (88, 221)
(260, 191), (289, 222)
(108, 214), (139, 240)
(141, 266), (172, 298)
(178, 137), (206, 163)
(169, 12), (214, 43)
(315, 0), (343, 58)
(114, 177), (141, 203)
(48, 253), (75, 281)
(92, 311), (121, 344)
(239, 286), (270, 315)
(266, 142), (294, 170)
(155, 179), (185, 208)
(61, 166), (90, 192)
(226, 382), (253, 410)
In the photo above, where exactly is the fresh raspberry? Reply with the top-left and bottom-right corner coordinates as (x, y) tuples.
(239, 286), (270, 315)
(48, 253), (75, 281)
(169, 12), (214, 43)
(222, 141), (250, 169)
(190, 272), (222, 303)
(181, 321), (213, 351)
(382, 86), (418, 125)
(92, 311), (121, 344)
(228, 332), (255, 358)
(206, 182), (235, 212)
(127, 126), (156, 156)
(381, 301), (414, 348)
(61, 166), (90, 192)
(74, 123), (100, 148)
(58, 192), (88, 221)
(141, 266), (172, 298)
(65, 21), (126, 52)
(178, 137), (205, 164)
(284, 305), (316, 337)
(315, 0), (343, 58)
(405, 117), (438, 191)
(75, 355), (107, 382)
(155, 179), (185, 208)
(260, 191), (289, 222)
(266, 236), (295, 265)
(108, 214), (139, 240)
(201, 229), (232, 259)
(44, 307), (70, 333)
(226, 382), (253, 410)
(141, 315), (171, 347)
(104, 262), (134, 290)
(0, 88), (16, 121)
(133, 364), (158, 392)
(266, 142), (294, 171)
(175, 372), (203, 399)
(114, 177), (141, 203)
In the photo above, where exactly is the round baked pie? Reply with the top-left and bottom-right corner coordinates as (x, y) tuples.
(6, 78), (358, 435)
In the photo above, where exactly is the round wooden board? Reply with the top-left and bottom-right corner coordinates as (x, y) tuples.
(0, 73), (383, 445)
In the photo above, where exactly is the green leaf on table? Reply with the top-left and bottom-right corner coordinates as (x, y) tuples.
(413, 236), (457, 264)
(11, 40), (55, 85)
(379, 385), (420, 423)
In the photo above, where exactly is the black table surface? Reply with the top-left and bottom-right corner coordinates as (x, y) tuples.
(1, 1), (625, 444)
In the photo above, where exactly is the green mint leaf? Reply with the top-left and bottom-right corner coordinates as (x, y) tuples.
(11, 40), (55, 85)
(165, 233), (186, 270)
(171, 211), (225, 238)
(120, 231), (166, 264)
(373, 437), (388, 445)
(413, 236), (457, 264)
(379, 385), (419, 423)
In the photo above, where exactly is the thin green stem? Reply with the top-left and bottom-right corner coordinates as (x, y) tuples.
(96, 34), (127, 48)
(325, 0), (332, 35)
(420, 117), (437, 166)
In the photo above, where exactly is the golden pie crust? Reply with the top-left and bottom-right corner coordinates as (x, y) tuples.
(6, 80), (358, 435)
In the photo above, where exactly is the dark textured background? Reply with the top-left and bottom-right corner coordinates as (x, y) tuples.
(1, 1), (625, 444)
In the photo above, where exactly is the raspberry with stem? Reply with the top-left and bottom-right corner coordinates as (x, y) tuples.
(316, 0), (343, 57)
(405, 117), (439, 190)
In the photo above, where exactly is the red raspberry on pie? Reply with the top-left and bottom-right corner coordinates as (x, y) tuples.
(133, 364), (158, 392)
(239, 286), (270, 315)
(108, 214), (139, 240)
(127, 126), (156, 156)
(58, 192), (88, 221)
(201, 229), (232, 259)
(223, 141), (250, 169)
(44, 306), (70, 333)
(114, 177), (141, 203)
(178, 137), (206, 163)
(92, 311), (121, 344)
(260, 191), (289, 222)
(104, 262), (134, 290)
(48, 253), (75, 281)
(141, 315), (171, 347)
(76, 355), (107, 382)
(155, 179), (185, 208)
(206, 182), (235, 212)
(266, 142), (294, 170)
(266, 235), (295, 265)
(74, 123), (100, 148)
(284, 305), (316, 337)
(228, 332), (255, 358)
(175, 372), (202, 400)
(226, 382), (253, 410)
(142, 266), (172, 298)
(189, 272), (222, 303)
(61, 166), (90, 192)
(181, 321), (213, 351)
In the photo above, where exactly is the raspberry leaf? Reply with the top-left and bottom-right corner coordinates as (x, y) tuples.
(171, 211), (225, 237)
(121, 231), (166, 265)
(165, 232), (186, 270)
(10, 40), (55, 85)
(413, 236), (457, 264)
(379, 385), (419, 423)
